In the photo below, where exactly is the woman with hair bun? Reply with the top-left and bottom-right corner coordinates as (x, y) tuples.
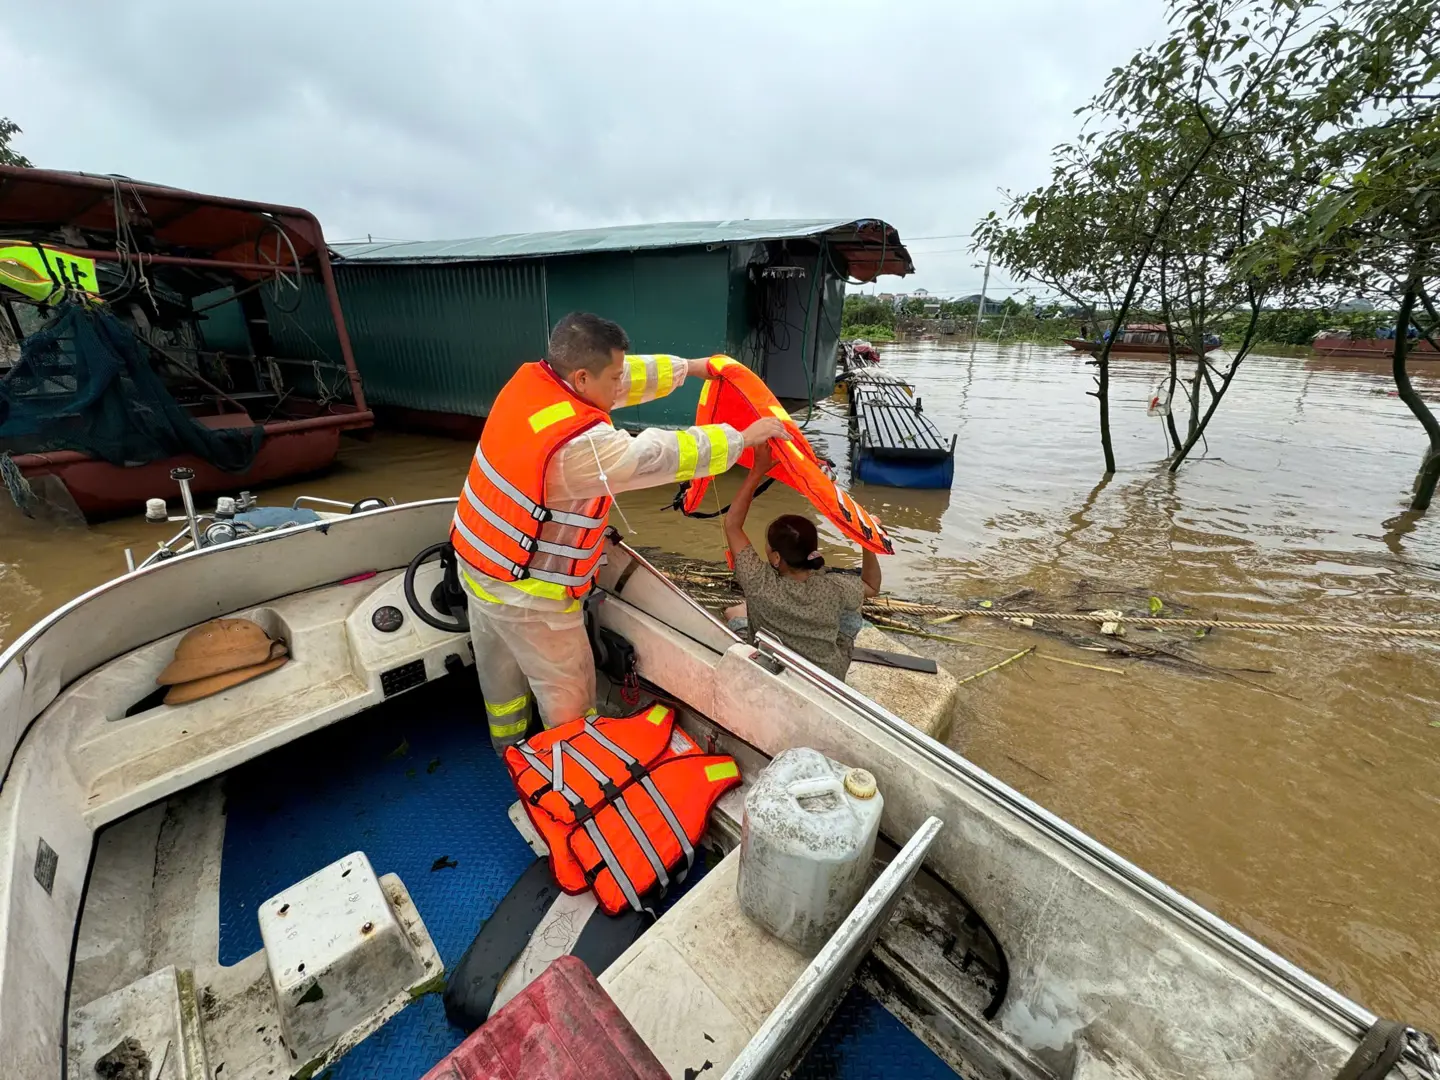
(722, 444), (882, 679)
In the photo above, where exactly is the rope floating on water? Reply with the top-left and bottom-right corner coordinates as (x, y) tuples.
(866, 598), (1440, 639)
(0, 451), (36, 517)
(656, 561), (1440, 640)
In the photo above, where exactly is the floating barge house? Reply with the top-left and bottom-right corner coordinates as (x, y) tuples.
(269, 219), (913, 433)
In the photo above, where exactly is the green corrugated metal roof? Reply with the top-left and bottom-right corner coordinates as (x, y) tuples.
(332, 218), (908, 265)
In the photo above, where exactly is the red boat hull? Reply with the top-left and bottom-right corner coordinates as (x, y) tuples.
(1064, 338), (1215, 357)
(11, 413), (372, 520)
(1310, 338), (1440, 360)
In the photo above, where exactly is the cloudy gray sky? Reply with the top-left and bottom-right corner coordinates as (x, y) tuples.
(2, 1), (1169, 297)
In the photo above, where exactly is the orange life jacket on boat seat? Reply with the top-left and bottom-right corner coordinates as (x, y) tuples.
(680, 355), (894, 557)
(503, 704), (742, 915)
(451, 361), (613, 600)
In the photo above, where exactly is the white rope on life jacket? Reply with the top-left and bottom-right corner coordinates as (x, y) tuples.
(583, 429), (633, 533)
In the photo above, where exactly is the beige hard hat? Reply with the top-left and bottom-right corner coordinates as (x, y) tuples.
(157, 618), (278, 686)
(163, 649), (289, 705)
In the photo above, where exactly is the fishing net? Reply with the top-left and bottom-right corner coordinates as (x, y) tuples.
(0, 302), (263, 471)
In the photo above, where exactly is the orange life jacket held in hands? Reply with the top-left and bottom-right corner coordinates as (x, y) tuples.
(681, 356), (894, 556)
(451, 362), (613, 599)
(503, 704), (741, 915)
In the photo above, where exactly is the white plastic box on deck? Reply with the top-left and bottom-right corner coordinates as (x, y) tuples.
(258, 851), (433, 1064)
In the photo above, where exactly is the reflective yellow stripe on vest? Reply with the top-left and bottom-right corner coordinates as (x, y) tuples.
(700, 425), (730, 476)
(529, 401), (578, 433)
(675, 431), (699, 482)
(461, 569), (504, 604)
(461, 567), (583, 612)
(699, 380), (712, 407)
(512, 577), (583, 612)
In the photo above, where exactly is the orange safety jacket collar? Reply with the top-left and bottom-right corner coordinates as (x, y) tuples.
(679, 356), (893, 556)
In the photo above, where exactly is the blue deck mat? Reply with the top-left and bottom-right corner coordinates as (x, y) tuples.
(217, 673), (714, 1078)
(793, 983), (960, 1080)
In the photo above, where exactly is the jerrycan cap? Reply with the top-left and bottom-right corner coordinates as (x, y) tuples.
(844, 768), (877, 800)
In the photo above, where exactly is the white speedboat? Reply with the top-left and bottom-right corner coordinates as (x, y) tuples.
(0, 498), (1433, 1079)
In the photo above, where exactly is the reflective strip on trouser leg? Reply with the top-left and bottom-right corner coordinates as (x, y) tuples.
(470, 596), (530, 748)
(486, 692), (531, 741)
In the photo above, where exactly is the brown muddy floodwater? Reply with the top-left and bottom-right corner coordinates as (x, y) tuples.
(3, 341), (1438, 1033)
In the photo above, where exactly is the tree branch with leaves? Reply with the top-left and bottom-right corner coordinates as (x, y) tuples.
(0, 118), (32, 168)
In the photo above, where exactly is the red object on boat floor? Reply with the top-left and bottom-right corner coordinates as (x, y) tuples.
(420, 955), (667, 1080)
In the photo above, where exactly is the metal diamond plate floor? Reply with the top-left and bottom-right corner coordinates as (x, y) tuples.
(793, 983), (961, 1080)
(218, 671), (536, 1078)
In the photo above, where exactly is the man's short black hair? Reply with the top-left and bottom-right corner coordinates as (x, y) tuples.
(548, 312), (630, 377)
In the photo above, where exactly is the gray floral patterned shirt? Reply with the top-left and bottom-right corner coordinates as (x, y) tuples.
(732, 546), (867, 679)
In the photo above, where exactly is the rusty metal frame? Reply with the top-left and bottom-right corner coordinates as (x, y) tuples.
(0, 166), (367, 412)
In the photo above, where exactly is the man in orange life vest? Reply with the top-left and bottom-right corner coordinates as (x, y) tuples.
(451, 312), (789, 751)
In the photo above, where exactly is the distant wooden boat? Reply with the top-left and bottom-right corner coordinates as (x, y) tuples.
(1310, 332), (1440, 361)
(1066, 324), (1218, 357)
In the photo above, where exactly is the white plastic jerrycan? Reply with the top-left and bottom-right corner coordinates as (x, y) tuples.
(737, 747), (883, 953)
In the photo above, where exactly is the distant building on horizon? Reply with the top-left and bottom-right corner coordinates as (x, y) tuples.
(955, 293), (1005, 315)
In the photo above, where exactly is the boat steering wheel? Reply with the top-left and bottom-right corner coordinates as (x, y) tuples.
(403, 542), (470, 634)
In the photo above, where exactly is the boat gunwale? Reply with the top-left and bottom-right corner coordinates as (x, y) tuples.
(749, 629), (1384, 1052)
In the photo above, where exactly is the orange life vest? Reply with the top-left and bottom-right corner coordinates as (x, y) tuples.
(681, 356), (894, 556)
(506, 704), (681, 893)
(503, 704), (741, 915)
(570, 752), (739, 916)
(451, 362), (613, 598)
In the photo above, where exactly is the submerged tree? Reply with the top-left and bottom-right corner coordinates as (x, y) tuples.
(978, 0), (1337, 475)
(976, 164), (1144, 472)
(1243, 0), (1440, 513)
(0, 119), (31, 168)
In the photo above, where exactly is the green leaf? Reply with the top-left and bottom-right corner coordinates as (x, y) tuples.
(1148, 596), (1165, 615)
